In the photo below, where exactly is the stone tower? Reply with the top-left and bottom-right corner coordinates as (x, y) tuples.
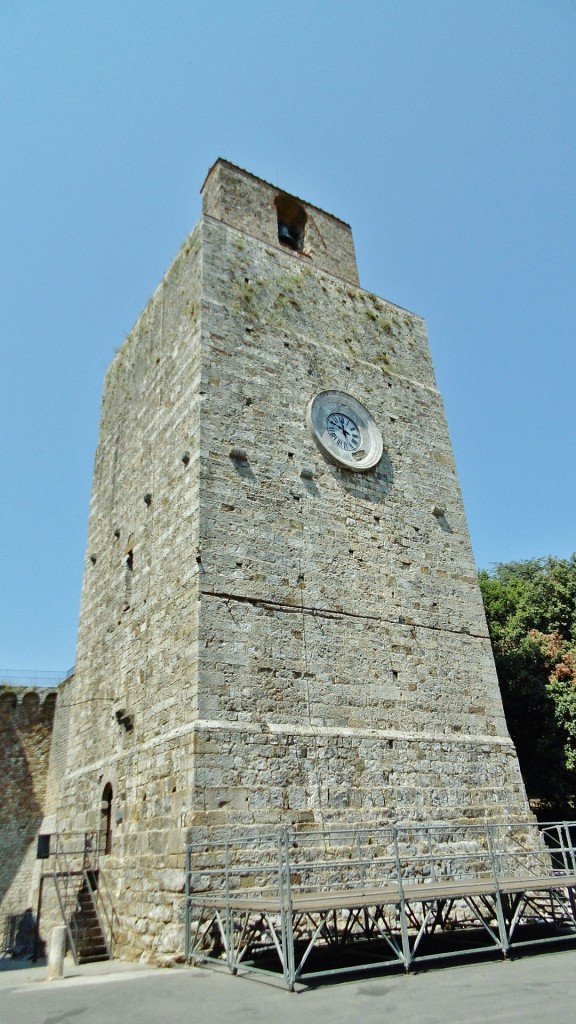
(44, 160), (529, 958)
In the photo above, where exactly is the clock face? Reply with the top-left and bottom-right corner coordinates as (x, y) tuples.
(306, 391), (383, 471)
(326, 412), (361, 453)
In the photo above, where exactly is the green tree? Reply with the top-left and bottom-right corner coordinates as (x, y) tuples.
(479, 555), (576, 812)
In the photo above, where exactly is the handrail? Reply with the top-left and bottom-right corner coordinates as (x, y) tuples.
(185, 819), (576, 909)
(41, 830), (116, 963)
(51, 834), (80, 964)
(90, 866), (118, 957)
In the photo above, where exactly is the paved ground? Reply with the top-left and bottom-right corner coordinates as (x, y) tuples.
(2, 950), (576, 1024)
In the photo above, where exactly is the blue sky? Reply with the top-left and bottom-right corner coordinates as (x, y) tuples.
(1, 0), (575, 673)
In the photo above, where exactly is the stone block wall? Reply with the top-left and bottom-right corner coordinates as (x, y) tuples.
(187, 721), (530, 829)
(0, 687), (57, 940)
(61, 224), (203, 781)
(201, 159), (360, 285)
(196, 213), (507, 754)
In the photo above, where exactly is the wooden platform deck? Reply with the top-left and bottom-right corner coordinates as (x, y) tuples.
(191, 872), (576, 913)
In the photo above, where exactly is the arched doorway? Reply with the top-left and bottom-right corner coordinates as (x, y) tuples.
(101, 783), (113, 855)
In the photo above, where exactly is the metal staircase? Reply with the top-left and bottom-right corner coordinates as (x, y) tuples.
(42, 833), (117, 964)
(67, 874), (110, 963)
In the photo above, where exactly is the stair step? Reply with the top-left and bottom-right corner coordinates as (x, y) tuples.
(52, 867), (113, 967)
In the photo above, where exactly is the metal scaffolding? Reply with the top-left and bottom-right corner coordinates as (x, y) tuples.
(185, 820), (576, 989)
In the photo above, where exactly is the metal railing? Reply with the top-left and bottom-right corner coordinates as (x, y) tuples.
(186, 820), (559, 905)
(92, 863), (118, 959)
(1, 911), (36, 960)
(50, 833), (84, 962)
(40, 831), (117, 963)
(0, 667), (74, 688)
(185, 819), (576, 987)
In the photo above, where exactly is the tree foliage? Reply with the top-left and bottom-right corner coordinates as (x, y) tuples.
(479, 555), (576, 810)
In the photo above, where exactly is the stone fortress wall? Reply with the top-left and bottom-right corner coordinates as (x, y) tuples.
(1, 162), (531, 961)
(0, 686), (57, 937)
